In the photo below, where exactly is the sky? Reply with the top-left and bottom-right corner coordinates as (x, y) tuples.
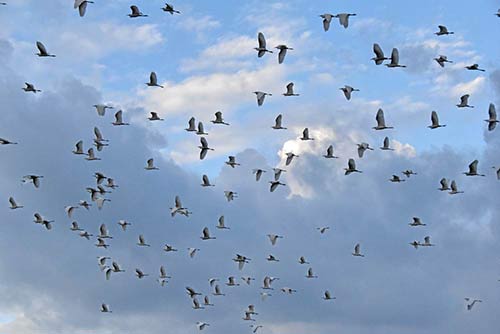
(0, 0), (499, 333)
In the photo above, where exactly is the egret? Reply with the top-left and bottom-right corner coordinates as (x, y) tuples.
(216, 215), (229, 229)
(22, 175), (43, 188)
(434, 55), (453, 67)
(456, 94), (474, 108)
(357, 143), (374, 158)
(255, 32), (273, 57)
(463, 160), (485, 176)
(276, 44), (293, 64)
(8, 197), (23, 209)
(385, 48), (406, 68)
(380, 137), (394, 151)
(201, 174), (214, 187)
(135, 268), (149, 279)
(435, 25), (454, 35)
(300, 128), (314, 140)
(323, 145), (339, 158)
(267, 234), (283, 246)
(112, 110), (129, 125)
(201, 227), (216, 240)
(464, 298), (482, 311)
(465, 64), (485, 72)
(93, 104), (113, 116)
(199, 137), (214, 160)
(267, 254), (279, 262)
(298, 256), (309, 264)
(402, 170), (417, 178)
(283, 82), (299, 96)
(254, 91), (272, 106)
(36, 41), (55, 57)
(429, 111), (446, 129)
(226, 156), (240, 168)
(74, 0), (93, 17)
(335, 13), (357, 28)
(421, 236), (434, 246)
(272, 114), (287, 129)
(211, 111), (229, 125)
(23, 82), (41, 93)
(323, 290), (336, 300)
(374, 109), (394, 130)
(438, 178), (450, 191)
(252, 169), (266, 181)
(128, 5), (147, 17)
(0, 138), (17, 145)
(285, 152), (298, 166)
(117, 220), (131, 231)
(85, 148), (100, 161)
(185, 117), (197, 131)
(148, 112), (164, 121)
(137, 234), (150, 247)
(306, 267), (318, 278)
(409, 217), (426, 227)
(162, 3), (180, 14)
(269, 180), (286, 192)
(320, 14), (334, 31)
(340, 85), (359, 100)
(352, 243), (364, 257)
(389, 175), (405, 182)
(345, 158), (362, 175)
(100, 304), (112, 313)
(145, 158), (159, 170)
(224, 191), (238, 202)
(485, 103), (498, 131)
(372, 43), (389, 65)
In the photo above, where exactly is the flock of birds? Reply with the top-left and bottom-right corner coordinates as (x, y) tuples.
(1, 1), (499, 332)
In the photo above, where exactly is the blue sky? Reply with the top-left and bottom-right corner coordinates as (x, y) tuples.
(0, 1), (499, 333)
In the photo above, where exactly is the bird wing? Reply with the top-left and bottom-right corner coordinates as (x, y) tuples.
(78, 1), (87, 17)
(348, 158), (356, 170)
(258, 32), (266, 49)
(200, 137), (208, 148)
(278, 49), (286, 64)
(286, 82), (294, 94)
(376, 108), (386, 127)
(373, 43), (384, 58)
(130, 5), (139, 15)
(36, 41), (47, 55)
(115, 110), (123, 123)
(150, 71), (157, 85)
(431, 111), (439, 126)
(391, 48), (399, 64)
(489, 103), (497, 120)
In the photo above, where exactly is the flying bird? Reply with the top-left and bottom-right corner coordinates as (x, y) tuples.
(319, 14), (334, 31)
(352, 243), (365, 257)
(435, 25), (454, 35)
(211, 111), (229, 125)
(283, 83), (299, 96)
(22, 82), (41, 93)
(199, 137), (214, 160)
(345, 158), (362, 175)
(340, 85), (359, 100)
(385, 48), (406, 68)
(464, 298), (482, 311)
(275, 44), (293, 64)
(74, 0), (94, 17)
(465, 64), (485, 72)
(485, 103), (498, 131)
(146, 72), (164, 88)
(429, 111), (446, 129)
(145, 158), (159, 170)
(463, 160), (485, 176)
(456, 94), (474, 108)
(36, 41), (55, 57)
(372, 43), (389, 65)
(380, 137), (394, 151)
(255, 32), (273, 57)
(300, 128), (314, 140)
(272, 114), (287, 129)
(162, 3), (180, 14)
(93, 104), (113, 116)
(148, 112), (164, 121)
(335, 13), (357, 28)
(254, 91), (272, 106)
(128, 5), (147, 17)
(112, 110), (129, 125)
(434, 55), (453, 67)
(323, 145), (339, 158)
(357, 143), (374, 158)
(201, 174), (214, 187)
